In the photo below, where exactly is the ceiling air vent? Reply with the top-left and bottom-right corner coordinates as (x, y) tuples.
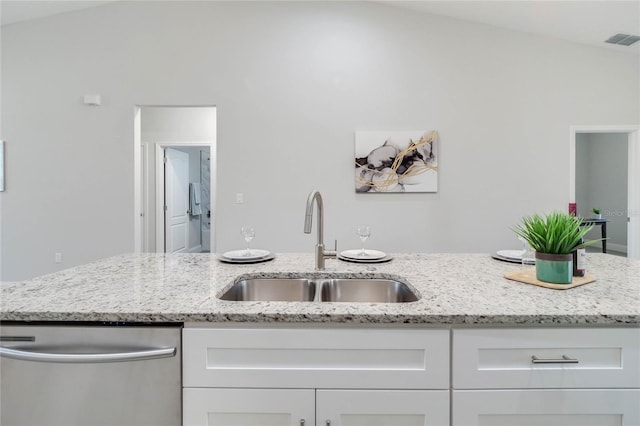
(605, 33), (640, 46)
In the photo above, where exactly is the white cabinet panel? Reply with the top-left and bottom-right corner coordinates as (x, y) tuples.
(453, 328), (640, 389)
(453, 389), (640, 426)
(317, 389), (449, 426)
(183, 328), (449, 389)
(184, 388), (451, 426)
(183, 388), (315, 426)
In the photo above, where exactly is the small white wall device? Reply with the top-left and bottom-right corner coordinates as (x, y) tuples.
(83, 94), (101, 106)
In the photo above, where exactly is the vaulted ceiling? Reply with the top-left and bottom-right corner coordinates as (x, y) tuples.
(1, 1), (639, 55)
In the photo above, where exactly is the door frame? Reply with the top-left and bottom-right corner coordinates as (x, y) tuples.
(569, 125), (640, 259)
(133, 106), (217, 254)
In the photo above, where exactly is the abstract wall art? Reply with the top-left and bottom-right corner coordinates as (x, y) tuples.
(355, 131), (439, 193)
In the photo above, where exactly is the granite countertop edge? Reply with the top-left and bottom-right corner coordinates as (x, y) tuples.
(2, 312), (639, 326)
(1, 252), (639, 326)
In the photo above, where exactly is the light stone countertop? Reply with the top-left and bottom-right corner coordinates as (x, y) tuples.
(1, 253), (638, 325)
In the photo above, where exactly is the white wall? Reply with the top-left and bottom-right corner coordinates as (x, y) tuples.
(576, 133), (628, 252)
(1, 1), (638, 281)
(141, 106), (216, 142)
(575, 133), (590, 221)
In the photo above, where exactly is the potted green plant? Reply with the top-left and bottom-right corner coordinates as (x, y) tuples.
(513, 211), (601, 284)
(592, 207), (602, 219)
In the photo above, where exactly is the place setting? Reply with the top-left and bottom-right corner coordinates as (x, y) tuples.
(338, 225), (393, 264)
(491, 237), (535, 265)
(217, 226), (275, 264)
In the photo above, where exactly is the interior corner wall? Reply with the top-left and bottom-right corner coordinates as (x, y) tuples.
(1, 1), (638, 280)
(575, 133), (590, 220)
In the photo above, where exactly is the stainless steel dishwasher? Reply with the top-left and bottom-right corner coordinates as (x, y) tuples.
(0, 322), (181, 426)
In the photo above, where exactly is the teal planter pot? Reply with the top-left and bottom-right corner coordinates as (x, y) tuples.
(535, 252), (573, 284)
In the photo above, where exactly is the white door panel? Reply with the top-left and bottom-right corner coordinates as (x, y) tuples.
(165, 148), (189, 253)
(317, 389), (449, 426)
(453, 389), (640, 426)
(183, 388), (315, 426)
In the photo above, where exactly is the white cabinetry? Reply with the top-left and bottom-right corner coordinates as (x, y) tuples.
(184, 388), (448, 426)
(454, 389), (639, 426)
(183, 327), (449, 389)
(183, 326), (640, 426)
(183, 327), (450, 426)
(452, 328), (640, 426)
(183, 388), (314, 426)
(317, 389), (449, 426)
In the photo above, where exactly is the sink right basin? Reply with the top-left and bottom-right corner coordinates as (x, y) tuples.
(320, 278), (419, 303)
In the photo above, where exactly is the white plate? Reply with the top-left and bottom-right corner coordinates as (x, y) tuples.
(338, 254), (393, 264)
(496, 249), (525, 260)
(339, 249), (386, 260)
(218, 253), (275, 264)
(222, 249), (271, 260)
(492, 253), (535, 265)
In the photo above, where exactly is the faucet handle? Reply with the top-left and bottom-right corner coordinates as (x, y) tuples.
(326, 239), (337, 258)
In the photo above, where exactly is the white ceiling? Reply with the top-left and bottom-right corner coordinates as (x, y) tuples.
(1, 0), (639, 55)
(0, 1), (118, 26)
(383, 1), (640, 55)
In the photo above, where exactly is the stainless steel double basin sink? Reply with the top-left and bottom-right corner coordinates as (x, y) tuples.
(219, 276), (419, 303)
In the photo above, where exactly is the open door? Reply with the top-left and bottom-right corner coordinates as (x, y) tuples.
(164, 148), (189, 253)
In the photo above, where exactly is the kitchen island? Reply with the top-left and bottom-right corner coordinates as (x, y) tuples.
(1, 252), (638, 324)
(2, 253), (639, 425)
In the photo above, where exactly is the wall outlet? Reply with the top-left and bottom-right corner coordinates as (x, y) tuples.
(55, 252), (63, 264)
(236, 193), (244, 204)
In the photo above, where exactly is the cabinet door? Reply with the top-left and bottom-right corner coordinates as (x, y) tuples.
(453, 389), (640, 426)
(183, 388), (315, 426)
(317, 389), (449, 426)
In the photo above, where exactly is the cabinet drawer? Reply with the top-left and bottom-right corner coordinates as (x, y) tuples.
(183, 327), (449, 389)
(453, 328), (640, 389)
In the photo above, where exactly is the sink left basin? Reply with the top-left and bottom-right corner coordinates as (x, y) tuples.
(219, 278), (316, 302)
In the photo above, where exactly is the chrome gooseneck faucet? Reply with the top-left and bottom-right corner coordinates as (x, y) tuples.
(304, 190), (337, 270)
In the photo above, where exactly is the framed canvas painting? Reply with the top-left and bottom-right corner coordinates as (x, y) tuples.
(355, 131), (438, 193)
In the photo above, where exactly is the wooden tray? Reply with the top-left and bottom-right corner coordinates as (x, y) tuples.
(504, 268), (596, 290)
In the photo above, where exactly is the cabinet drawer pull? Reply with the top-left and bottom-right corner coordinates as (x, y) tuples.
(300, 420), (305, 426)
(326, 421), (331, 426)
(531, 355), (579, 364)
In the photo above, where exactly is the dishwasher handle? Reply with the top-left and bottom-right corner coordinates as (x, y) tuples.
(0, 346), (176, 363)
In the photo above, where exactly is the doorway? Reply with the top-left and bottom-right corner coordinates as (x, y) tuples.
(133, 106), (217, 254)
(157, 145), (212, 253)
(569, 125), (640, 259)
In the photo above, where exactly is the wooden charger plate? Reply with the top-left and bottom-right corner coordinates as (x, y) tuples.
(504, 268), (596, 290)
